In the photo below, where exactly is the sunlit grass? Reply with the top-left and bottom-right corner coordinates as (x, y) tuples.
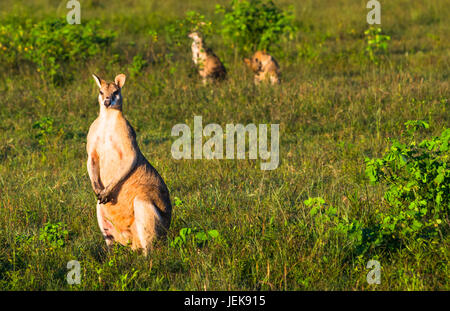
(0, 0), (448, 290)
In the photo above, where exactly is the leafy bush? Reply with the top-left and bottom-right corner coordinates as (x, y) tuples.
(39, 222), (69, 249)
(0, 17), (115, 83)
(306, 122), (449, 256)
(183, 10), (214, 37)
(170, 227), (220, 249)
(128, 54), (148, 77)
(304, 197), (362, 245)
(163, 10), (213, 51)
(32, 117), (56, 146)
(116, 268), (139, 291)
(173, 196), (184, 208)
(216, 0), (297, 53)
(146, 29), (159, 61)
(31, 116), (69, 163)
(14, 233), (35, 252)
(364, 27), (390, 64)
(365, 121), (449, 247)
(0, 17), (33, 66)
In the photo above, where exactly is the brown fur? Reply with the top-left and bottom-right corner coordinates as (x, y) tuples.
(244, 51), (280, 85)
(188, 32), (227, 84)
(87, 74), (171, 254)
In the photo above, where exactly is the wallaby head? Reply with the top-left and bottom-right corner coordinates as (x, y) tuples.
(244, 51), (266, 73)
(188, 31), (202, 43)
(92, 74), (126, 111)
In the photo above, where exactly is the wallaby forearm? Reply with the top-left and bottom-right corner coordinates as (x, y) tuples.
(102, 153), (138, 193)
(87, 153), (103, 193)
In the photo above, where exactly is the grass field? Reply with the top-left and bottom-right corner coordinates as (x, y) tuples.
(0, 0), (448, 290)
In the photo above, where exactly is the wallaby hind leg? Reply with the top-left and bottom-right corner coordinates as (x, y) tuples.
(96, 202), (115, 248)
(133, 197), (165, 255)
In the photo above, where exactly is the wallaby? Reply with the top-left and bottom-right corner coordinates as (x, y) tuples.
(244, 51), (280, 85)
(188, 31), (227, 84)
(86, 73), (172, 255)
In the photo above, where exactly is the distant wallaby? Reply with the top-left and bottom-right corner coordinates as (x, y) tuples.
(244, 51), (280, 85)
(188, 31), (227, 84)
(87, 73), (172, 255)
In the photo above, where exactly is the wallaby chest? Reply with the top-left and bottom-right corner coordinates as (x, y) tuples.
(192, 42), (207, 65)
(191, 42), (199, 62)
(91, 114), (132, 182)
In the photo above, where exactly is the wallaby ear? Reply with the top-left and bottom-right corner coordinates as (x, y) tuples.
(114, 74), (126, 89)
(92, 74), (104, 88)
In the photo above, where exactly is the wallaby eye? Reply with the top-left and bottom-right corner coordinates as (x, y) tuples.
(99, 90), (104, 95)
(255, 58), (258, 62)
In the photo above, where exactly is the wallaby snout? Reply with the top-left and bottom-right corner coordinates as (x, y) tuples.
(103, 97), (111, 107)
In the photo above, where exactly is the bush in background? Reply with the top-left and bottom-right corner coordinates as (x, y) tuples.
(365, 121), (449, 248)
(163, 10), (214, 51)
(216, 0), (297, 54)
(0, 17), (33, 66)
(364, 27), (391, 64)
(0, 17), (115, 84)
(304, 121), (449, 257)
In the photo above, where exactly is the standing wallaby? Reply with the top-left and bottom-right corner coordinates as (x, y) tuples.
(188, 31), (227, 84)
(86, 73), (172, 255)
(244, 51), (280, 85)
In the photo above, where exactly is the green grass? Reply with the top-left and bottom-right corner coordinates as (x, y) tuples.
(0, 0), (448, 290)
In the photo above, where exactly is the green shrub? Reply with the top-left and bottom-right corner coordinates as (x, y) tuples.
(0, 17), (115, 84)
(32, 116), (65, 162)
(14, 233), (35, 252)
(39, 222), (69, 249)
(173, 196), (184, 208)
(32, 117), (55, 146)
(306, 122), (449, 256)
(170, 227), (220, 249)
(216, 0), (297, 54)
(128, 54), (148, 77)
(304, 197), (362, 246)
(364, 27), (390, 64)
(365, 121), (449, 247)
(183, 10), (214, 36)
(163, 10), (213, 51)
(27, 18), (115, 83)
(0, 17), (33, 66)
